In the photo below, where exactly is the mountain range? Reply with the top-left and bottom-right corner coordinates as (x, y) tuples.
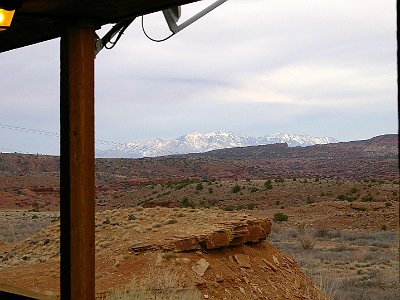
(0, 134), (396, 180)
(96, 131), (338, 158)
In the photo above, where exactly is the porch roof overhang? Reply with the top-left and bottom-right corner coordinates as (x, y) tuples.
(0, 0), (201, 52)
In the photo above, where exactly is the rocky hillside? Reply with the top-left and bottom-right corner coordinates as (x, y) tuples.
(0, 134), (397, 180)
(0, 153), (59, 175)
(95, 134), (398, 181)
(0, 207), (326, 299)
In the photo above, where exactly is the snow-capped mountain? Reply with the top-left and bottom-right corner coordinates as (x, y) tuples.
(96, 131), (338, 158)
(259, 133), (337, 147)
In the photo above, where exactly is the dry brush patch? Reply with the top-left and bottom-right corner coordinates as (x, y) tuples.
(269, 224), (399, 300)
(1, 176), (398, 298)
(103, 267), (202, 300)
(0, 211), (59, 243)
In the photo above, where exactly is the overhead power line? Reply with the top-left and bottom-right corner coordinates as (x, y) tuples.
(0, 123), (178, 156)
(0, 123), (59, 137)
(0, 123), (123, 146)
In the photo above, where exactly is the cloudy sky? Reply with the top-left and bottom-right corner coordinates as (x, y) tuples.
(0, 0), (397, 155)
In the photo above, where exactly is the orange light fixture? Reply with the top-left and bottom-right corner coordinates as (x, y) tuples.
(0, 9), (14, 31)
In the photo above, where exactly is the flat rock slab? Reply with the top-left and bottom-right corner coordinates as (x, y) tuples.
(192, 258), (210, 276)
(124, 208), (272, 253)
(234, 254), (251, 268)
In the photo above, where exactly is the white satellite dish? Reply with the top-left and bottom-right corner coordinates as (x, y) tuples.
(163, 0), (228, 34)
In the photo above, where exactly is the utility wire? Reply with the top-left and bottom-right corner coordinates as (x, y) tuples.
(141, 15), (174, 42)
(0, 123), (59, 137)
(0, 123), (121, 146)
(0, 123), (178, 156)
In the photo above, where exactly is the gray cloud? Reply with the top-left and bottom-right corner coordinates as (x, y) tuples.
(0, 0), (397, 154)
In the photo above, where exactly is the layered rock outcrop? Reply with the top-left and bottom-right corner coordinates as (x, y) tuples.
(129, 217), (272, 252)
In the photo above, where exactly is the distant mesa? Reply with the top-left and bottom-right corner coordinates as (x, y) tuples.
(96, 131), (338, 158)
(0, 134), (397, 181)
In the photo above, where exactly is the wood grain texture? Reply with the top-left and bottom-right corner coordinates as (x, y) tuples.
(60, 22), (95, 300)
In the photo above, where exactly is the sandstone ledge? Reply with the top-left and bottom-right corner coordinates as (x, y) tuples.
(1, 207), (272, 267)
(129, 216), (272, 252)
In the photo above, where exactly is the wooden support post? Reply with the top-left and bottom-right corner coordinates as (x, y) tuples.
(60, 22), (95, 300)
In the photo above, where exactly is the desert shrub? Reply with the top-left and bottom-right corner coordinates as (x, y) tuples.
(337, 194), (346, 201)
(334, 243), (349, 252)
(175, 183), (187, 190)
(362, 195), (374, 202)
(314, 225), (329, 238)
(195, 183), (203, 191)
(306, 196), (315, 204)
(275, 177), (285, 183)
(346, 195), (356, 202)
(326, 229), (341, 239)
(207, 199), (217, 206)
(231, 184), (241, 193)
(297, 223), (306, 235)
(223, 205), (235, 211)
(208, 187), (213, 194)
(287, 228), (298, 238)
(337, 194), (356, 202)
(250, 187), (259, 193)
(264, 180), (273, 190)
(350, 187), (358, 194)
(273, 212), (288, 222)
(128, 214), (137, 221)
(180, 197), (194, 208)
(314, 271), (339, 300)
(300, 235), (315, 250)
(246, 203), (256, 210)
(168, 179), (199, 190)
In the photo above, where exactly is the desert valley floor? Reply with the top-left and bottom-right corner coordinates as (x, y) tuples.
(0, 135), (398, 299)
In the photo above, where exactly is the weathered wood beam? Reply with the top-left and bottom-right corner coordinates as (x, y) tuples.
(60, 21), (95, 300)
